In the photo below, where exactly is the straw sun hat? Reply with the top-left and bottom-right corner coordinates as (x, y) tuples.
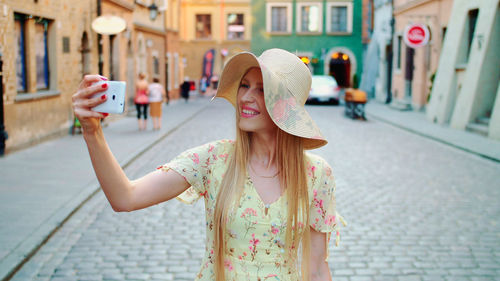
(216, 48), (327, 150)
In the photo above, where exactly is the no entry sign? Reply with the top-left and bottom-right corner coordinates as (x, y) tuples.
(404, 23), (430, 48)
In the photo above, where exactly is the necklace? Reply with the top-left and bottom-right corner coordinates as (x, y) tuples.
(249, 161), (280, 178)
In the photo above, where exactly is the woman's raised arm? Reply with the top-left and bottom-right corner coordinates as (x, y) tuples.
(73, 75), (190, 212)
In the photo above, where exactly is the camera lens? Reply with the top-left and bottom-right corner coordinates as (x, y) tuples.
(112, 95), (116, 100)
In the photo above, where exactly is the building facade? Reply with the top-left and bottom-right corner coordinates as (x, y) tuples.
(179, 0), (252, 86)
(0, 0), (179, 153)
(426, 0), (500, 140)
(131, 0), (167, 103)
(251, 0), (364, 88)
(360, 0), (393, 102)
(165, 0), (182, 99)
(0, 0), (99, 152)
(390, 0), (453, 110)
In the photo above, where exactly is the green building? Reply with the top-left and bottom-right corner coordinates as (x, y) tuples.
(251, 0), (364, 87)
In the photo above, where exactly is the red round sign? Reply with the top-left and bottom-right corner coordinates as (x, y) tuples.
(404, 23), (430, 48)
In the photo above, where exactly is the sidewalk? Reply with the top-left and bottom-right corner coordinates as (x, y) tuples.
(365, 101), (500, 162)
(0, 97), (211, 281)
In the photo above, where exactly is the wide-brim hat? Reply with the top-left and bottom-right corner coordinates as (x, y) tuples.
(216, 48), (327, 150)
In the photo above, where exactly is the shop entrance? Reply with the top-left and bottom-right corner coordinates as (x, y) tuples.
(329, 52), (351, 87)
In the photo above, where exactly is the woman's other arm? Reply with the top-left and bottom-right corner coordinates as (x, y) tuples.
(74, 75), (190, 212)
(309, 227), (333, 281)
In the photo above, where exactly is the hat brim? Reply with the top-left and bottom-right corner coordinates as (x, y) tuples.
(216, 52), (327, 150)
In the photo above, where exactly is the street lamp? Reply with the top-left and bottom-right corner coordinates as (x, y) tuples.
(149, 1), (158, 21)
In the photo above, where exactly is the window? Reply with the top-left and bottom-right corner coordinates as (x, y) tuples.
(153, 56), (160, 76)
(296, 2), (322, 33)
(396, 35), (402, 70)
(326, 2), (353, 34)
(227, 13), (244, 40)
(35, 20), (50, 90)
(466, 9), (478, 60)
(196, 14), (212, 39)
(15, 14), (53, 93)
(15, 15), (27, 92)
(266, 2), (292, 33)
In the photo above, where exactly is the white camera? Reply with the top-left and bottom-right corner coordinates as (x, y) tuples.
(91, 81), (126, 114)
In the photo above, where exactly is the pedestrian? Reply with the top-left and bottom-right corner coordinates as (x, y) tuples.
(134, 72), (149, 130)
(72, 48), (344, 281)
(148, 77), (167, 130)
(200, 76), (208, 95)
(180, 77), (191, 103)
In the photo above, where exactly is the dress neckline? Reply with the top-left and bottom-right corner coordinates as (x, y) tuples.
(246, 170), (285, 211)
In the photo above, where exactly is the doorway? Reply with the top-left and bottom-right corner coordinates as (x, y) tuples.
(329, 52), (351, 87)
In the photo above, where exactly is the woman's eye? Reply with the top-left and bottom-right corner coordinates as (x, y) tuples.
(239, 83), (249, 89)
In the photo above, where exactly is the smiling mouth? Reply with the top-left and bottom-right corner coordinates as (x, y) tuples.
(241, 108), (260, 117)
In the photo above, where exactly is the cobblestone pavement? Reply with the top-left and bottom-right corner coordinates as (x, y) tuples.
(11, 100), (500, 281)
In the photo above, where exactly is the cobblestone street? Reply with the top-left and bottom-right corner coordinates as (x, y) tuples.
(12, 100), (500, 281)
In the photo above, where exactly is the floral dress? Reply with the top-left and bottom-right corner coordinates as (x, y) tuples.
(157, 140), (342, 280)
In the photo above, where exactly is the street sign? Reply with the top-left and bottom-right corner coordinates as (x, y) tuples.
(404, 23), (430, 48)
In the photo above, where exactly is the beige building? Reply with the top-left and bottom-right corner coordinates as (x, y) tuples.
(427, 0), (500, 140)
(130, 0), (167, 103)
(0, 0), (181, 153)
(179, 0), (251, 86)
(0, 0), (99, 152)
(165, 0), (182, 99)
(391, 0), (453, 110)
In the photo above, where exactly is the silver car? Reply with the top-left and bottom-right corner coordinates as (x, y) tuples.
(307, 75), (341, 105)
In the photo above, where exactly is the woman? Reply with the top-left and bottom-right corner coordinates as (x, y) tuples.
(72, 49), (343, 281)
(134, 72), (149, 130)
(148, 77), (167, 130)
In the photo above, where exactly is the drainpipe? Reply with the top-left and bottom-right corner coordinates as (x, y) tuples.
(97, 0), (103, 75)
(0, 51), (7, 156)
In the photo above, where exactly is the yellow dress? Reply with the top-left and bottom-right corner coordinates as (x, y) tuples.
(158, 140), (341, 280)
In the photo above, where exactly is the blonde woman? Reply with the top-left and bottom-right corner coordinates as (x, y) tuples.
(72, 49), (343, 281)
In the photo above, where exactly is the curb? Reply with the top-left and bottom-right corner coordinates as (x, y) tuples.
(365, 112), (500, 163)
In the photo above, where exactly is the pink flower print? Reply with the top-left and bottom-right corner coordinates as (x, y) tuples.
(325, 215), (336, 226)
(272, 97), (295, 123)
(219, 153), (229, 162)
(191, 153), (200, 164)
(324, 166), (332, 177)
(208, 144), (214, 153)
(313, 189), (318, 197)
(311, 166), (316, 173)
(241, 208), (258, 218)
(224, 259), (234, 271)
(272, 99), (287, 123)
(271, 226), (280, 235)
(249, 233), (260, 261)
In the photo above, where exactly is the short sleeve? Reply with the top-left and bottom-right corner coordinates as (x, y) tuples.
(308, 155), (346, 261)
(157, 140), (228, 204)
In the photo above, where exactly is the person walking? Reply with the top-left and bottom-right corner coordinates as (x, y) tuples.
(148, 78), (167, 130)
(180, 77), (191, 103)
(200, 76), (208, 95)
(72, 48), (344, 281)
(134, 73), (149, 130)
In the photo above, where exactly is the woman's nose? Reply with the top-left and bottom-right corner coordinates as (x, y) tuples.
(240, 88), (256, 102)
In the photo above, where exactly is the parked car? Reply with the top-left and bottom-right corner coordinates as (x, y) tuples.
(307, 75), (341, 105)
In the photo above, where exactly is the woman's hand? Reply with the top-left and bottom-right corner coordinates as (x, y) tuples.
(72, 75), (109, 134)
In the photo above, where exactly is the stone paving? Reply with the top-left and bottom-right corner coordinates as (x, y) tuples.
(10, 100), (500, 281)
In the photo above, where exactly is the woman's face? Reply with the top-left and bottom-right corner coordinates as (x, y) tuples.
(237, 67), (277, 134)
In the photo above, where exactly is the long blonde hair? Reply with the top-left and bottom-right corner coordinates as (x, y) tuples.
(213, 112), (311, 280)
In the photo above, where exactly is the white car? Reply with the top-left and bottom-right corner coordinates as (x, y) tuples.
(307, 75), (341, 105)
